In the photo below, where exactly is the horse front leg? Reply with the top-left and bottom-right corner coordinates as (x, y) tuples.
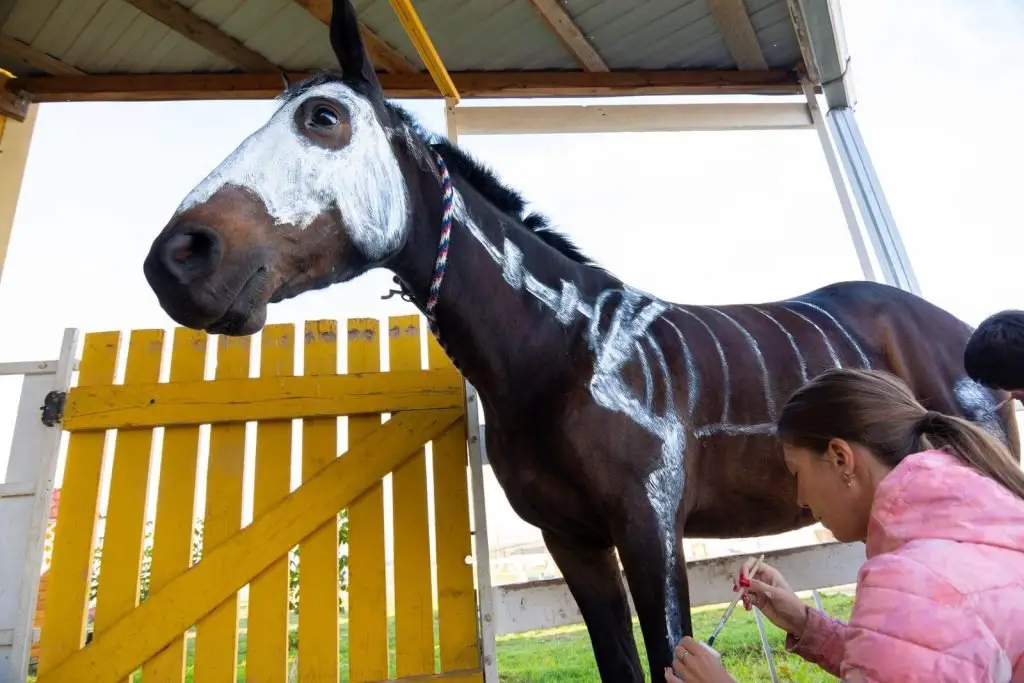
(542, 529), (645, 683)
(614, 500), (692, 683)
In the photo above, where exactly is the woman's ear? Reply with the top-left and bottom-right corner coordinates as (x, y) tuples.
(826, 438), (856, 472)
(329, 0), (384, 98)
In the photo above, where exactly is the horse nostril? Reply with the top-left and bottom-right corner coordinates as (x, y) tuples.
(160, 223), (222, 284)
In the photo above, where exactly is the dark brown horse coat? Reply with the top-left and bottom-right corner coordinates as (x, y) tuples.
(141, 2), (1021, 680)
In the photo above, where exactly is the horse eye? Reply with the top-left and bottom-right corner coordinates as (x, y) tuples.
(310, 106), (339, 128)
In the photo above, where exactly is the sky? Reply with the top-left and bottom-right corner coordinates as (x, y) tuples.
(0, 0), (1022, 561)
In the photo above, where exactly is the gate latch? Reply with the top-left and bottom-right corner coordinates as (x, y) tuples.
(40, 391), (67, 427)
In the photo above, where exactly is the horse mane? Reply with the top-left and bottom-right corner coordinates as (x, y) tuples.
(384, 102), (600, 269)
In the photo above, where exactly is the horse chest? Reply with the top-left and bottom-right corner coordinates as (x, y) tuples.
(484, 431), (608, 540)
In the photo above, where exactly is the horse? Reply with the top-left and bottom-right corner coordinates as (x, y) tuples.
(140, 1), (1020, 679)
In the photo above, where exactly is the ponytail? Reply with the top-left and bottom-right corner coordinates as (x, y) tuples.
(913, 410), (1024, 500)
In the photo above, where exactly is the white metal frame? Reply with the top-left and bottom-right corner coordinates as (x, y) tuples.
(446, 98), (499, 683)
(825, 106), (920, 293)
(0, 329), (79, 683)
(489, 540), (863, 636)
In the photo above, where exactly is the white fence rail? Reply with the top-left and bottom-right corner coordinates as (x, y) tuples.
(490, 540), (863, 636)
(0, 330), (79, 683)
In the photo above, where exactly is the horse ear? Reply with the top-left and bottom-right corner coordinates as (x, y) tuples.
(329, 0), (382, 97)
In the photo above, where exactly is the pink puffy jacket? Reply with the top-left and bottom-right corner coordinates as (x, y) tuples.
(786, 449), (1024, 682)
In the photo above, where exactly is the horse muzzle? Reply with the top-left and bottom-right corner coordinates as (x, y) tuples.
(144, 218), (272, 336)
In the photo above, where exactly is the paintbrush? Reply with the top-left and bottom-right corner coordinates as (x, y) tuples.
(706, 553), (764, 648)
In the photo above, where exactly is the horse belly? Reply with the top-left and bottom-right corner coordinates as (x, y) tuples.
(682, 435), (812, 538)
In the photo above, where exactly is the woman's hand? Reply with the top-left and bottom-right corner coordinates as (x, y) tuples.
(664, 637), (735, 683)
(733, 557), (809, 639)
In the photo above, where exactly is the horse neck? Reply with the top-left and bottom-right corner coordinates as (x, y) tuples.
(388, 169), (617, 405)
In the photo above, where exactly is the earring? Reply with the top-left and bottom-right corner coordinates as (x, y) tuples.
(842, 472), (853, 488)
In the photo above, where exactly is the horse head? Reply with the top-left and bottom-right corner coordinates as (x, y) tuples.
(144, 0), (427, 335)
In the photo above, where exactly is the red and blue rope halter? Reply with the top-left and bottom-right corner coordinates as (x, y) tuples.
(425, 151), (454, 340)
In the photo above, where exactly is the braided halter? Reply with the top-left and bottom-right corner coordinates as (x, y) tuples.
(379, 151), (454, 346)
(424, 152), (454, 340)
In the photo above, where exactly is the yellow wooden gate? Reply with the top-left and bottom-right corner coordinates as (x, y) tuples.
(33, 315), (482, 683)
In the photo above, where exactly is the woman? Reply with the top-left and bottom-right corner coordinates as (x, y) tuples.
(667, 368), (1024, 683)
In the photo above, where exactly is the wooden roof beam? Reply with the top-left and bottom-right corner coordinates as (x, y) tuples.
(785, 0), (820, 84)
(706, 0), (768, 70)
(121, 0), (278, 72)
(291, 0), (417, 73)
(8, 69), (803, 102)
(0, 34), (85, 76)
(527, 0), (608, 72)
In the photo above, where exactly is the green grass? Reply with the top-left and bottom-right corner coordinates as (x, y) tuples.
(32, 593), (852, 682)
(496, 592), (853, 682)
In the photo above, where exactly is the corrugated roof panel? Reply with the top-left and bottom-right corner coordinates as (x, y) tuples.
(350, 0), (574, 72)
(575, 0), (734, 70)
(61, 1), (230, 74)
(91, 9), (171, 71)
(0, 0), (814, 99)
(273, 20), (337, 71)
(109, 18), (178, 72)
(338, 0), (419, 70)
(412, 0), (576, 71)
(2, 0), (62, 44)
(31, 0), (107, 61)
(189, 0), (248, 21)
(219, 0), (296, 49)
(243, 2), (331, 69)
(61, 0), (128, 67)
(745, 0), (801, 68)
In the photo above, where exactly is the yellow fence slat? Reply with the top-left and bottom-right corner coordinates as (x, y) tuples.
(300, 320), (340, 682)
(366, 671), (481, 683)
(426, 338), (478, 673)
(247, 324), (295, 683)
(34, 408), (464, 683)
(346, 318), (388, 683)
(142, 328), (207, 683)
(92, 330), (164, 683)
(194, 335), (250, 681)
(390, 316), (435, 677)
(63, 369), (464, 431)
(37, 332), (121, 676)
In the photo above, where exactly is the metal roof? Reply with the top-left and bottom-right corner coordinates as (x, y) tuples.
(0, 0), (854, 115)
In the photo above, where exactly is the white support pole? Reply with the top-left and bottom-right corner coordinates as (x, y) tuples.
(445, 97), (498, 683)
(826, 106), (921, 294)
(0, 328), (79, 683)
(802, 81), (877, 283)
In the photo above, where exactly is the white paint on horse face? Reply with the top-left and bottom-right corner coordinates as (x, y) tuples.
(174, 82), (409, 261)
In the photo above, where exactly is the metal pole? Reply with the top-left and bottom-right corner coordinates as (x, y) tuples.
(826, 106), (921, 294)
(803, 81), (878, 283)
(753, 608), (781, 683)
(444, 98), (498, 683)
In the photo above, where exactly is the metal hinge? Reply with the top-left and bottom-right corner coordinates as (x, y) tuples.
(40, 390), (66, 427)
